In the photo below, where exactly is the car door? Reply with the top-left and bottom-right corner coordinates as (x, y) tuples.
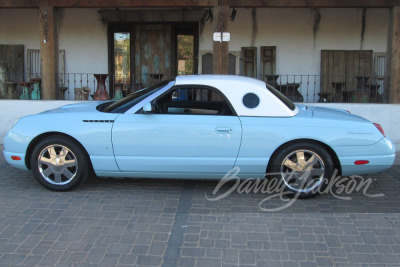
(112, 86), (242, 178)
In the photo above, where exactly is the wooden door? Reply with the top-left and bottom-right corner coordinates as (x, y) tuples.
(135, 25), (171, 85)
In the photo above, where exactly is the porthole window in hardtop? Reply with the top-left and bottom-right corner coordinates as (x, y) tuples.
(243, 93), (260, 108)
(154, 87), (234, 115)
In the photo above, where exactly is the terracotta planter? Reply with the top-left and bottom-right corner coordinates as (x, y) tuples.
(93, 74), (110, 100)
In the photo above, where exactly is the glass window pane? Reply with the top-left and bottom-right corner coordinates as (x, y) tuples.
(114, 33), (130, 84)
(177, 35), (194, 75)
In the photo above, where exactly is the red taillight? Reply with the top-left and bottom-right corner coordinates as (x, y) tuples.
(373, 123), (385, 137)
(11, 156), (21, 161)
(355, 160), (369, 165)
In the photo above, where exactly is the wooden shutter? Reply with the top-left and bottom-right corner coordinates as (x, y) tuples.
(241, 47), (257, 78)
(27, 49), (66, 80)
(228, 53), (236, 75)
(374, 52), (386, 86)
(321, 50), (373, 99)
(0, 44), (24, 82)
(202, 53), (213, 74)
(260, 46), (276, 79)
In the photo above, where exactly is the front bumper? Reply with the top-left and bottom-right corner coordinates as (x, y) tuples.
(3, 150), (28, 170)
(3, 130), (31, 171)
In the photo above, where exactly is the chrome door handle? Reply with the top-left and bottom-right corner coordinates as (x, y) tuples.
(216, 127), (232, 134)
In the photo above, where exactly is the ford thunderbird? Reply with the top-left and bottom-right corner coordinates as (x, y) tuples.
(3, 75), (395, 198)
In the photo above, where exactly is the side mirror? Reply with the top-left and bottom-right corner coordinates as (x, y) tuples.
(143, 102), (153, 113)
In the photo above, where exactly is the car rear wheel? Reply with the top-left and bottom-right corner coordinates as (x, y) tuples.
(30, 136), (89, 191)
(269, 142), (335, 198)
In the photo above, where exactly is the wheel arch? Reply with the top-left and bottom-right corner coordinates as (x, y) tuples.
(25, 132), (93, 171)
(266, 138), (342, 175)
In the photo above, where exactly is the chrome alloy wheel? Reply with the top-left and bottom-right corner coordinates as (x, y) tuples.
(37, 144), (78, 185)
(280, 150), (325, 193)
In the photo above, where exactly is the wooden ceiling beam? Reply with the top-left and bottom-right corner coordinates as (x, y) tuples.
(0, 0), (48, 8)
(0, 0), (399, 8)
(219, 0), (400, 8)
(0, 0), (218, 8)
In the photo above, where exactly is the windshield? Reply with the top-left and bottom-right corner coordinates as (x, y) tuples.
(105, 80), (172, 113)
(266, 84), (296, 111)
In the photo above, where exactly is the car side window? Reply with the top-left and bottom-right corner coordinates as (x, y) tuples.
(154, 87), (234, 115)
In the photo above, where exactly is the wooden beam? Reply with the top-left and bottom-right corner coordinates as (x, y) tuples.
(213, 5), (229, 74)
(0, 0), (217, 8)
(0, 0), (48, 8)
(2, 0), (400, 8)
(386, 6), (400, 103)
(219, 0), (400, 8)
(39, 6), (58, 100)
(99, 9), (205, 22)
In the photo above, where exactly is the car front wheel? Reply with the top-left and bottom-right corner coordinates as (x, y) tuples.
(30, 136), (89, 191)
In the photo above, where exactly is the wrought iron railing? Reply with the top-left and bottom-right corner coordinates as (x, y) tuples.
(0, 73), (386, 103)
(58, 73), (170, 100)
(264, 74), (386, 103)
(0, 73), (169, 100)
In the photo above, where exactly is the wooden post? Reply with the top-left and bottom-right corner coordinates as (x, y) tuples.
(39, 6), (59, 100)
(213, 5), (229, 74)
(385, 6), (400, 104)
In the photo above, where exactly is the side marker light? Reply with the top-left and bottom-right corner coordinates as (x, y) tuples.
(355, 160), (369, 165)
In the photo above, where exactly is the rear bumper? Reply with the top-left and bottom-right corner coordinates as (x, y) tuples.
(340, 153), (395, 176)
(336, 137), (396, 176)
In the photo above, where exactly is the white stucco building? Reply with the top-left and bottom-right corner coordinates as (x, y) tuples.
(0, 1), (400, 147)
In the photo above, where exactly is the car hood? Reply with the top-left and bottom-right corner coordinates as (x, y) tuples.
(40, 101), (111, 114)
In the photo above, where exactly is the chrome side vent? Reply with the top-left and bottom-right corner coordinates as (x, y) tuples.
(83, 120), (114, 123)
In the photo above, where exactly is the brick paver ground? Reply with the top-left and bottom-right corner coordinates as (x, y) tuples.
(0, 145), (399, 266)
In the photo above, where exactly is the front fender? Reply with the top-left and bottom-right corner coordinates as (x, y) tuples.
(4, 112), (120, 172)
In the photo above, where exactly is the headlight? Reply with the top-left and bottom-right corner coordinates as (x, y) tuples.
(11, 118), (20, 129)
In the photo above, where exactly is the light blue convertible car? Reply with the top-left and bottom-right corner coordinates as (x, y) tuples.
(3, 75), (396, 197)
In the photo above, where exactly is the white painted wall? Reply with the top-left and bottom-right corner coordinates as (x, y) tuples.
(0, 7), (390, 101)
(1, 101), (399, 152)
(0, 9), (40, 75)
(59, 9), (108, 74)
(0, 8), (108, 99)
(200, 8), (388, 75)
(0, 7), (389, 76)
(0, 8), (107, 74)
(199, 8), (389, 102)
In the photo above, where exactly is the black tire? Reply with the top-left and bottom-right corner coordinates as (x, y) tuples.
(268, 142), (335, 199)
(30, 135), (89, 191)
